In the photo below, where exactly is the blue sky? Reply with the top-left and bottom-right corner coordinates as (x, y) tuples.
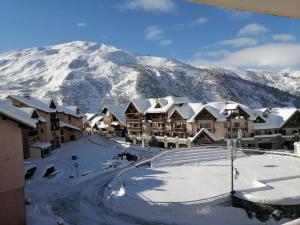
(1, 0), (300, 69)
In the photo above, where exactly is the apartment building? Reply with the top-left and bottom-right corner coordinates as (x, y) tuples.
(101, 105), (126, 137)
(8, 95), (83, 157)
(124, 96), (300, 150)
(0, 100), (37, 225)
(244, 107), (300, 149)
(124, 96), (190, 144)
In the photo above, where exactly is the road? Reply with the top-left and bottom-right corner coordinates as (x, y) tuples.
(50, 169), (169, 225)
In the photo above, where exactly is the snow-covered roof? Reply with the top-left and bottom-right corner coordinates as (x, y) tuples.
(30, 142), (51, 149)
(146, 96), (190, 114)
(8, 95), (57, 113)
(85, 113), (96, 121)
(18, 107), (47, 123)
(130, 98), (155, 114)
(58, 105), (82, 118)
(59, 121), (81, 131)
(169, 103), (203, 121)
(188, 101), (255, 123)
(101, 105), (126, 126)
(89, 115), (104, 128)
(126, 96), (190, 115)
(253, 107), (299, 130)
(190, 128), (222, 143)
(0, 100), (37, 128)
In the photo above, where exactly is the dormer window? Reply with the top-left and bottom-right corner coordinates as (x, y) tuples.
(254, 116), (265, 123)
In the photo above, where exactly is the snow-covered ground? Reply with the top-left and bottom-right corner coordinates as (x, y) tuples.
(105, 150), (300, 225)
(25, 134), (164, 225)
(25, 136), (299, 225)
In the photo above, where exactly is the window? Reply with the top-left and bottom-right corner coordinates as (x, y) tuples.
(60, 129), (64, 135)
(234, 122), (240, 128)
(204, 123), (211, 129)
(69, 116), (72, 122)
(224, 122), (227, 128)
(41, 128), (44, 133)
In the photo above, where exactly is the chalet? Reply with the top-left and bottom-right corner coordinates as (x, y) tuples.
(164, 101), (255, 147)
(58, 105), (82, 143)
(18, 107), (48, 158)
(0, 100), (36, 225)
(84, 113), (104, 131)
(8, 95), (61, 150)
(243, 107), (300, 149)
(124, 96), (190, 144)
(101, 105), (126, 137)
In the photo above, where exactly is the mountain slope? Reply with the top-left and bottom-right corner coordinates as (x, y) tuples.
(0, 41), (299, 112)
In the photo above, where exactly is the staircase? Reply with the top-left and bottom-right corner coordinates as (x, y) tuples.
(151, 147), (246, 168)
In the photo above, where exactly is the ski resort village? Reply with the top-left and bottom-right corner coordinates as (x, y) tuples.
(2, 0), (300, 225)
(1, 93), (300, 225)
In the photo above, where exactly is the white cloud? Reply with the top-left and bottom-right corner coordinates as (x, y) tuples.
(145, 25), (164, 41)
(118, 0), (176, 12)
(159, 39), (173, 46)
(194, 50), (230, 58)
(237, 23), (269, 36)
(77, 22), (88, 27)
(192, 43), (300, 69)
(272, 34), (295, 42)
(191, 17), (208, 26)
(219, 37), (258, 47)
(145, 25), (173, 46)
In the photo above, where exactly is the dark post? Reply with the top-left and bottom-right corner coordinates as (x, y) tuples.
(230, 113), (235, 195)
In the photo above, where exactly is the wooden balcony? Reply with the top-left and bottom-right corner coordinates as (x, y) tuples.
(172, 127), (187, 133)
(127, 119), (141, 123)
(151, 118), (168, 123)
(151, 127), (166, 131)
(127, 127), (142, 131)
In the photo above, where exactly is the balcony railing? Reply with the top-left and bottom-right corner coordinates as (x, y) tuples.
(127, 119), (141, 123)
(127, 127), (142, 131)
(172, 128), (187, 132)
(151, 127), (166, 131)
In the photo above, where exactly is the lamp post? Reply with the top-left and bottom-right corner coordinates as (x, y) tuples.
(227, 108), (239, 195)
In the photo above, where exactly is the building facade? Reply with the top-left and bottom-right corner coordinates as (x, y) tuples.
(124, 96), (300, 150)
(8, 95), (83, 158)
(0, 100), (37, 225)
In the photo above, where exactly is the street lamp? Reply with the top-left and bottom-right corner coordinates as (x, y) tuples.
(225, 108), (239, 195)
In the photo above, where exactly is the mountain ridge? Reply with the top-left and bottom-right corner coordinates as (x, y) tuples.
(0, 41), (299, 112)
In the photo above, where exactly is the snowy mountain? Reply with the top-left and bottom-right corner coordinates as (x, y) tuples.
(0, 41), (299, 112)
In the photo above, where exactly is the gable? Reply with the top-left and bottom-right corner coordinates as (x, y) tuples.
(192, 131), (215, 144)
(154, 102), (162, 108)
(125, 102), (139, 114)
(170, 110), (184, 120)
(31, 110), (39, 119)
(101, 107), (108, 114)
(236, 106), (250, 118)
(49, 100), (57, 109)
(282, 110), (300, 128)
(194, 108), (216, 121)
